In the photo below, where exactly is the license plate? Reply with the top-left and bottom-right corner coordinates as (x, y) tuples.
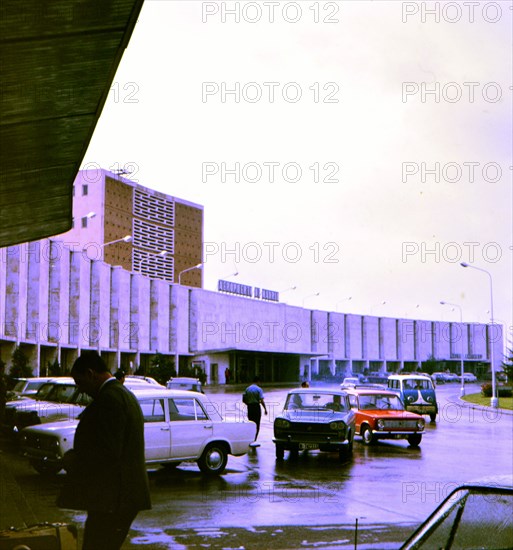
(299, 443), (319, 450)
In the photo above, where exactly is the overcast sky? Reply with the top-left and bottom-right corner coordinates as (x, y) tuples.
(82, 1), (512, 350)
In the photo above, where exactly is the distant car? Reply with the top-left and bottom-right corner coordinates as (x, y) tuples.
(345, 388), (425, 447)
(166, 377), (204, 393)
(20, 388), (255, 475)
(400, 476), (513, 549)
(460, 372), (478, 383)
(443, 372), (460, 383)
(340, 377), (360, 389)
(125, 375), (164, 386)
(431, 372), (449, 384)
(273, 388), (355, 461)
(387, 375), (438, 422)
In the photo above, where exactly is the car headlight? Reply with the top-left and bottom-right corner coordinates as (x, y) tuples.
(377, 419), (384, 430)
(275, 418), (290, 429)
(329, 421), (346, 431)
(417, 419), (425, 430)
(425, 395), (434, 403)
(407, 395), (415, 402)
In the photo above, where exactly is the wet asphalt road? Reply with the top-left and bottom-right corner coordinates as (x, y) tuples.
(2, 382), (512, 549)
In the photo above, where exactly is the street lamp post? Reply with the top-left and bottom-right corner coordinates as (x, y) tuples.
(336, 296), (352, 312)
(440, 301), (466, 397)
(370, 300), (387, 315)
(138, 250), (168, 276)
(175, 262), (203, 374)
(460, 262), (498, 408)
(178, 263), (203, 285)
(302, 292), (320, 307)
(102, 235), (132, 248)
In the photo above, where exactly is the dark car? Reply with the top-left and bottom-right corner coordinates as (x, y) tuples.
(273, 388), (356, 461)
(401, 476), (513, 549)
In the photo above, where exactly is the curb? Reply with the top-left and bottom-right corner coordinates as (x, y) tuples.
(457, 397), (513, 416)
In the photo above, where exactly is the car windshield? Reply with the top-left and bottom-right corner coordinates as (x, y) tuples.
(358, 394), (404, 411)
(403, 488), (513, 549)
(35, 383), (57, 400)
(403, 378), (432, 390)
(45, 384), (77, 403)
(285, 392), (348, 412)
(12, 380), (27, 392)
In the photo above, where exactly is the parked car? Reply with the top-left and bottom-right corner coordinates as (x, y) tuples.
(345, 388), (425, 447)
(400, 475), (513, 549)
(6, 377), (66, 401)
(387, 375), (438, 421)
(460, 372), (478, 383)
(20, 388), (256, 475)
(125, 375), (164, 386)
(166, 377), (204, 393)
(3, 379), (76, 432)
(5, 376), (163, 433)
(340, 377), (360, 389)
(273, 388), (355, 460)
(431, 372), (449, 384)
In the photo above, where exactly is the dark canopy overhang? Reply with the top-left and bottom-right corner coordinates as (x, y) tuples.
(0, 0), (145, 246)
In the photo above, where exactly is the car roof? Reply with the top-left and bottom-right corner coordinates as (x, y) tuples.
(168, 377), (201, 383)
(388, 374), (431, 379)
(345, 388), (399, 396)
(130, 387), (206, 398)
(288, 388), (349, 395)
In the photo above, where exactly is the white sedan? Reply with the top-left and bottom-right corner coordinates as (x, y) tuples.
(20, 388), (256, 475)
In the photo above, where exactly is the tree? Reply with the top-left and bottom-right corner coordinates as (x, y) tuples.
(501, 347), (513, 383)
(47, 358), (62, 377)
(421, 355), (441, 375)
(147, 353), (176, 386)
(9, 346), (33, 381)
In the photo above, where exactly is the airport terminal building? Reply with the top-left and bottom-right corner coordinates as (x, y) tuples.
(0, 171), (504, 384)
(0, 237), (503, 384)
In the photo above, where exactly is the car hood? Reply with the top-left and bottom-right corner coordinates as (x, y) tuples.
(282, 409), (353, 423)
(356, 410), (422, 419)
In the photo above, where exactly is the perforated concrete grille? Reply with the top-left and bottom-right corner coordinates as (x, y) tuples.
(133, 219), (175, 254)
(133, 248), (175, 280)
(134, 188), (175, 225)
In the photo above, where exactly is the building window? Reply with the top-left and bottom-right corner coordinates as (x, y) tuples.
(82, 184), (88, 196)
(81, 217), (88, 228)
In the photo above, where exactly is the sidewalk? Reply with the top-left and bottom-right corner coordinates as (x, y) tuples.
(0, 439), (38, 530)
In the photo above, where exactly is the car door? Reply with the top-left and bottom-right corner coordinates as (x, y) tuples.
(139, 398), (171, 461)
(168, 397), (213, 459)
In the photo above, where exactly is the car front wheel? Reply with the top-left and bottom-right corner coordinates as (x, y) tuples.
(361, 427), (375, 446)
(407, 434), (422, 447)
(275, 444), (285, 460)
(197, 443), (228, 475)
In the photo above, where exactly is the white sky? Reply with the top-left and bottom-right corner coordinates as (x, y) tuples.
(82, 0), (513, 350)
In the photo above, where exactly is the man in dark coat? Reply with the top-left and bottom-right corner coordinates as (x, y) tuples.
(58, 351), (151, 549)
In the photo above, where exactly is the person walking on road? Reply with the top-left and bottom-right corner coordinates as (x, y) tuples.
(243, 376), (267, 447)
(57, 351), (151, 550)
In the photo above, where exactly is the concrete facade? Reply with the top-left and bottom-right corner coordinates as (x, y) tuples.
(61, 168), (204, 287)
(0, 239), (504, 384)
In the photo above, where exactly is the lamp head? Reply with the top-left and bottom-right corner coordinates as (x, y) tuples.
(460, 262), (469, 268)
(123, 235), (132, 243)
